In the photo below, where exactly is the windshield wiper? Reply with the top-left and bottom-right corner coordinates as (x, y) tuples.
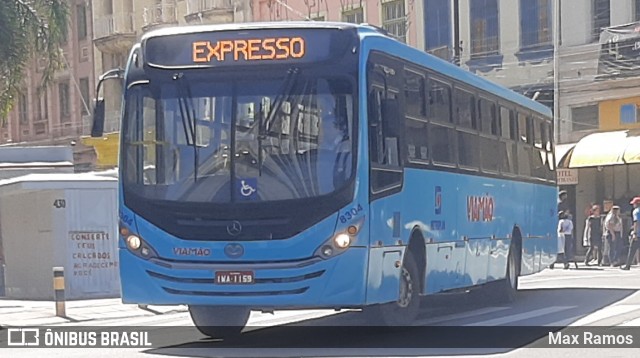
(173, 73), (199, 182)
(258, 67), (300, 172)
(262, 67), (300, 134)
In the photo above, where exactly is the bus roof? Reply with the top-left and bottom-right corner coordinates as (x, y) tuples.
(140, 22), (551, 118)
(140, 21), (361, 42)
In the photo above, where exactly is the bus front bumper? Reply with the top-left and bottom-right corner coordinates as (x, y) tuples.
(119, 247), (368, 308)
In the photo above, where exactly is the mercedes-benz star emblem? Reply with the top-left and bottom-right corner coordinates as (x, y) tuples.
(227, 220), (242, 236)
(224, 243), (245, 258)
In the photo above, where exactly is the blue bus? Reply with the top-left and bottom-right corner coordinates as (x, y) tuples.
(91, 22), (557, 337)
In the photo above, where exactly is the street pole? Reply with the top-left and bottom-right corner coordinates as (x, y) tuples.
(553, 0), (561, 144)
(453, 0), (460, 66)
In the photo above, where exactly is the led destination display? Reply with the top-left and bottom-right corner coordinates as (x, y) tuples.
(143, 28), (354, 68)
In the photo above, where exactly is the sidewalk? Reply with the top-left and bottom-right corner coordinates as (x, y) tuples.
(0, 298), (187, 326)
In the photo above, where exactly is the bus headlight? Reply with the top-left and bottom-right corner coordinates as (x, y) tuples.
(333, 233), (351, 249)
(124, 234), (158, 260)
(127, 235), (141, 250)
(315, 233), (355, 259)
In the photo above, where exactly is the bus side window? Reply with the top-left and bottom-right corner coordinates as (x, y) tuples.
(369, 89), (400, 167)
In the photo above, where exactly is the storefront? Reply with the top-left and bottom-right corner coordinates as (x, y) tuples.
(557, 130), (640, 257)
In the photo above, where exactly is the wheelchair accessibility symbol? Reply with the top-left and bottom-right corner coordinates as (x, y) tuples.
(240, 180), (256, 197)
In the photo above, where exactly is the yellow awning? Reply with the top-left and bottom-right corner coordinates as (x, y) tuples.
(555, 143), (576, 166)
(561, 130), (640, 168)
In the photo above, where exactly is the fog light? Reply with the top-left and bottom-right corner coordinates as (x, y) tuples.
(127, 235), (141, 250)
(333, 234), (351, 249)
(322, 245), (334, 257)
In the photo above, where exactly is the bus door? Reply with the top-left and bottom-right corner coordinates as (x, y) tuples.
(365, 54), (405, 304)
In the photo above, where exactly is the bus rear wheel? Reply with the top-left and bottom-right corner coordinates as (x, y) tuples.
(366, 253), (421, 326)
(497, 244), (519, 303)
(188, 305), (250, 339)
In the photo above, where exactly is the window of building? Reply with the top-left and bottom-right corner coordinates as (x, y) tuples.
(59, 82), (71, 121)
(571, 104), (598, 131)
(43, 90), (48, 120)
(425, 0), (451, 60)
(18, 93), (28, 125)
(520, 0), (552, 49)
(636, 0), (640, 21)
(77, 5), (87, 40)
(36, 89), (48, 121)
(470, 0), (500, 57)
(382, 0), (407, 43)
(79, 77), (90, 115)
(342, 7), (364, 24)
(620, 103), (639, 124)
(105, 0), (113, 15)
(592, 0), (610, 42)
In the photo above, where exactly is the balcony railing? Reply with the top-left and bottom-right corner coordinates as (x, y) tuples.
(186, 0), (233, 14)
(94, 14), (134, 40)
(143, 3), (177, 26)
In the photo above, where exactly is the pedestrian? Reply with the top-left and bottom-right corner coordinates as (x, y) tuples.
(603, 205), (623, 266)
(583, 204), (603, 266)
(558, 190), (569, 214)
(621, 197), (640, 270)
(552, 211), (573, 269)
(561, 210), (577, 269)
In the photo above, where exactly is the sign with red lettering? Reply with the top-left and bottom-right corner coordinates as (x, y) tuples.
(467, 194), (495, 222)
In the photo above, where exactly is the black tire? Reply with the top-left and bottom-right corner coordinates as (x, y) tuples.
(188, 305), (250, 338)
(365, 252), (421, 326)
(498, 243), (520, 303)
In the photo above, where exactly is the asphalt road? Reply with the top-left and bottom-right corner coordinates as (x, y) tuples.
(3, 264), (640, 357)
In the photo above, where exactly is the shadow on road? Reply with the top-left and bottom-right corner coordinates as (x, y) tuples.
(141, 287), (638, 357)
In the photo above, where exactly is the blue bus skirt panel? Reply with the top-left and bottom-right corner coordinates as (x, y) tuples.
(119, 246), (368, 307)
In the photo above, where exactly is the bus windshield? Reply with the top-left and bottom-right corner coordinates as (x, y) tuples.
(122, 74), (355, 204)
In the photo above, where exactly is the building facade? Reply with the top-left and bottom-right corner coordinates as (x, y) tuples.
(0, 0), (96, 171)
(420, 0), (555, 110)
(557, 0), (640, 143)
(419, 0), (640, 254)
(251, 0), (420, 48)
(88, 0), (253, 168)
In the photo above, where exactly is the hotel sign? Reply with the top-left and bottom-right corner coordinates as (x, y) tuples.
(557, 168), (578, 185)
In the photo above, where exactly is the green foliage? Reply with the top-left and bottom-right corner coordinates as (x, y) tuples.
(0, 0), (69, 121)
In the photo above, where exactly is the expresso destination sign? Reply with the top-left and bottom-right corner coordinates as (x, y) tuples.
(192, 37), (305, 63)
(143, 28), (352, 68)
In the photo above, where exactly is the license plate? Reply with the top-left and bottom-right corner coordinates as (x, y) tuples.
(215, 271), (254, 284)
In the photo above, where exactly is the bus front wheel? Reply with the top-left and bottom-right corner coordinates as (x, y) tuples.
(188, 305), (250, 338)
(366, 253), (421, 326)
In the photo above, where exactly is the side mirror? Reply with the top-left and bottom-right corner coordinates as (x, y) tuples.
(381, 98), (401, 138)
(91, 98), (105, 137)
